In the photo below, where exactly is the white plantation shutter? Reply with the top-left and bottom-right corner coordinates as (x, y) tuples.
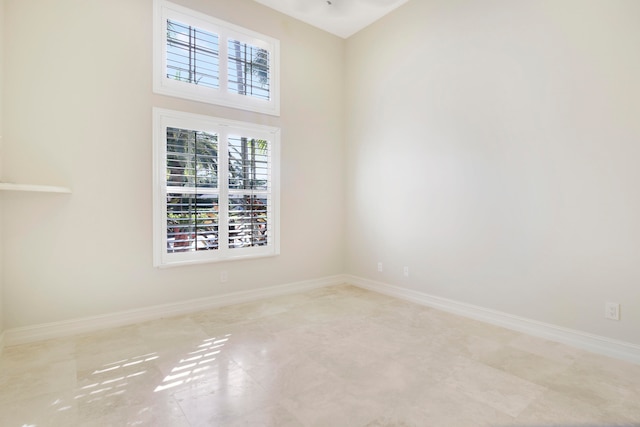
(228, 136), (272, 249)
(154, 109), (280, 267)
(166, 20), (220, 89)
(165, 128), (219, 254)
(227, 40), (271, 101)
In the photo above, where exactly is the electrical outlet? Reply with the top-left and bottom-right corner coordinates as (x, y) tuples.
(605, 302), (620, 321)
(403, 266), (409, 277)
(377, 262), (383, 272)
(220, 271), (228, 283)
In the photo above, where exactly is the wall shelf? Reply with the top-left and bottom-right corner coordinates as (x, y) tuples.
(0, 183), (72, 194)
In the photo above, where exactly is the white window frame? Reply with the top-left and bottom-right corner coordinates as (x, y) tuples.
(153, 108), (281, 267)
(153, 0), (280, 116)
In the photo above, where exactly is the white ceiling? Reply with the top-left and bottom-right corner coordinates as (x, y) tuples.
(253, 0), (410, 39)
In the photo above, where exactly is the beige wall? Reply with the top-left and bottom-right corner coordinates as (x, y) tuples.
(1, 0), (345, 328)
(345, 0), (640, 345)
(0, 0), (4, 337)
(3, 0), (639, 349)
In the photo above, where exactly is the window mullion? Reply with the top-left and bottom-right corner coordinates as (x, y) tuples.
(219, 32), (229, 94)
(218, 128), (230, 252)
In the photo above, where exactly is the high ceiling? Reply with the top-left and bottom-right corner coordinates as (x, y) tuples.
(253, 0), (410, 39)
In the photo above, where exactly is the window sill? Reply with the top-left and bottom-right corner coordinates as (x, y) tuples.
(0, 182), (72, 194)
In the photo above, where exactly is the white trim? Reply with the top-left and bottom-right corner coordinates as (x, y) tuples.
(3, 275), (346, 347)
(8, 273), (636, 365)
(346, 275), (640, 365)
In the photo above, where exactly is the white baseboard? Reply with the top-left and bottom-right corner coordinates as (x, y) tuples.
(346, 275), (640, 365)
(4, 275), (347, 347)
(7, 273), (638, 365)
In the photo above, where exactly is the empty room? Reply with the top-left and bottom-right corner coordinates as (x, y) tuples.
(0, 0), (639, 425)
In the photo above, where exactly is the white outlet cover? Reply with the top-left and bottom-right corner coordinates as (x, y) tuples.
(605, 302), (620, 321)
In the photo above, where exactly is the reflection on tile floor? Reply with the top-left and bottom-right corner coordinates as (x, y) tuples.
(1, 284), (639, 426)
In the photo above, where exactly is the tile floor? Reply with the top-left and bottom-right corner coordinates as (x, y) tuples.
(1, 284), (639, 426)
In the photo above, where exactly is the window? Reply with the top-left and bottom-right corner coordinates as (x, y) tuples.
(153, 108), (280, 267)
(153, 0), (280, 116)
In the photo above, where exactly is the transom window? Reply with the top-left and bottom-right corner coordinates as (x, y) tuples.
(153, 108), (280, 267)
(153, 0), (280, 116)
